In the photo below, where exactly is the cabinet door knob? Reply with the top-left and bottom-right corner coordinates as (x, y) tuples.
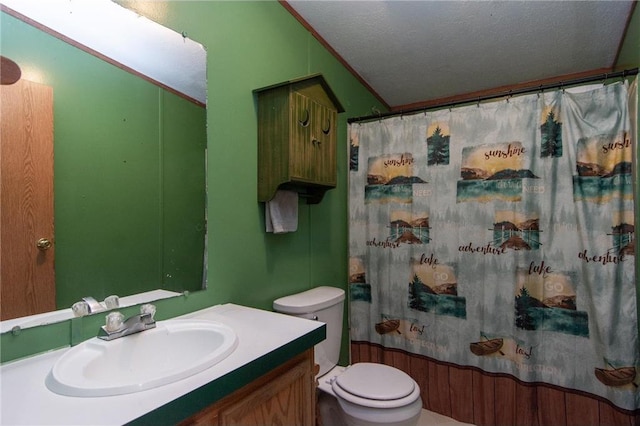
(36, 238), (52, 250)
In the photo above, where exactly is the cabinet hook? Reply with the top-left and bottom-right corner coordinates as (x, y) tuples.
(298, 109), (310, 127)
(322, 119), (331, 135)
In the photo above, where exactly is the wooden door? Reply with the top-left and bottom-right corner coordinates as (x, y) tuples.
(1, 79), (56, 320)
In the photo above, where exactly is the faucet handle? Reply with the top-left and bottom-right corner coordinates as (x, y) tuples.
(104, 295), (120, 309)
(105, 312), (125, 332)
(140, 304), (156, 319)
(72, 301), (90, 317)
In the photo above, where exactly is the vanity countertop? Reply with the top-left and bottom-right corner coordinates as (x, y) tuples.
(0, 303), (325, 425)
(0, 289), (183, 333)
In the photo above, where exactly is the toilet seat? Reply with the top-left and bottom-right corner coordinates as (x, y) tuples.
(331, 363), (421, 409)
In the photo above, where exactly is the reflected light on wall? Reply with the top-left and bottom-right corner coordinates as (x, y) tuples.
(19, 65), (46, 85)
(116, 0), (168, 25)
(0, 0), (206, 104)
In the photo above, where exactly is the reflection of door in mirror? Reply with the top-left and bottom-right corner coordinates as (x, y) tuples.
(1, 4), (207, 324)
(1, 79), (56, 320)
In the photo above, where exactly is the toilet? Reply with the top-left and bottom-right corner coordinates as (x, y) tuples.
(273, 286), (423, 426)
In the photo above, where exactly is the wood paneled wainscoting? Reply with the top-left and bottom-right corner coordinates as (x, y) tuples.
(351, 341), (639, 426)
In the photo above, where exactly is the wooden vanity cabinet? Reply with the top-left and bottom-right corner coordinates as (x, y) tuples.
(256, 74), (344, 204)
(180, 349), (316, 426)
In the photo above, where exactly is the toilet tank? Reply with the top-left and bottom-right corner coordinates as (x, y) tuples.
(273, 286), (345, 377)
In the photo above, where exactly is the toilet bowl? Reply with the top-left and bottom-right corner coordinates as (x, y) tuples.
(273, 286), (422, 426)
(318, 364), (423, 426)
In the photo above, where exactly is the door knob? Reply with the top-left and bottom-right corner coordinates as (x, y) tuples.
(36, 238), (52, 250)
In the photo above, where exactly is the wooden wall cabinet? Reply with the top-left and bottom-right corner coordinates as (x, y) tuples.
(180, 350), (316, 426)
(256, 74), (344, 204)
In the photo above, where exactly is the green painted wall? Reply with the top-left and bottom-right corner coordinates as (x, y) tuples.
(0, 12), (206, 309)
(1, 1), (384, 365)
(134, 1), (388, 366)
(615, 3), (640, 72)
(4, 1), (636, 372)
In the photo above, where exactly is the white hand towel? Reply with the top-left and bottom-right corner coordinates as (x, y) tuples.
(266, 190), (298, 233)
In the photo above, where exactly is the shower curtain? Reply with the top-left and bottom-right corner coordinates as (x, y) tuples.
(348, 80), (638, 415)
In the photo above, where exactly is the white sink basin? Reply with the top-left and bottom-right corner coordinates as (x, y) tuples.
(46, 319), (238, 397)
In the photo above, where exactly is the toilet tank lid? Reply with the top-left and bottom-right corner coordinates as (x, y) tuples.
(273, 286), (345, 314)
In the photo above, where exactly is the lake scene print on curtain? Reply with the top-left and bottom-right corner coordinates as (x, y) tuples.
(348, 81), (638, 411)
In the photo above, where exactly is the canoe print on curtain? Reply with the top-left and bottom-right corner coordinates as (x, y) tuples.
(348, 80), (638, 411)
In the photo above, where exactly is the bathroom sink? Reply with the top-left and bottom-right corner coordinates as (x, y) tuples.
(46, 319), (238, 397)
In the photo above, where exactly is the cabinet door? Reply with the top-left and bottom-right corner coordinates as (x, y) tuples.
(217, 357), (313, 425)
(290, 92), (313, 182)
(180, 350), (315, 426)
(309, 100), (337, 186)
(289, 94), (336, 187)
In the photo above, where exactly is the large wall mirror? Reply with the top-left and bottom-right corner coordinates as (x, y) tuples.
(0, 0), (207, 325)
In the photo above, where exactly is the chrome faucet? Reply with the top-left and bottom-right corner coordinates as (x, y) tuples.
(72, 296), (119, 317)
(82, 296), (105, 313)
(98, 304), (156, 341)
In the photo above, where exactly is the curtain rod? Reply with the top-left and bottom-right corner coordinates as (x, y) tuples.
(347, 68), (639, 124)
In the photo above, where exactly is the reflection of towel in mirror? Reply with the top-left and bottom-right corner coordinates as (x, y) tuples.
(265, 190), (298, 233)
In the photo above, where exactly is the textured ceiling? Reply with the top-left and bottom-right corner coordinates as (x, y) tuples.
(286, 1), (636, 109)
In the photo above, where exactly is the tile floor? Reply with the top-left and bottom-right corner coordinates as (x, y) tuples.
(418, 409), (475, 426)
